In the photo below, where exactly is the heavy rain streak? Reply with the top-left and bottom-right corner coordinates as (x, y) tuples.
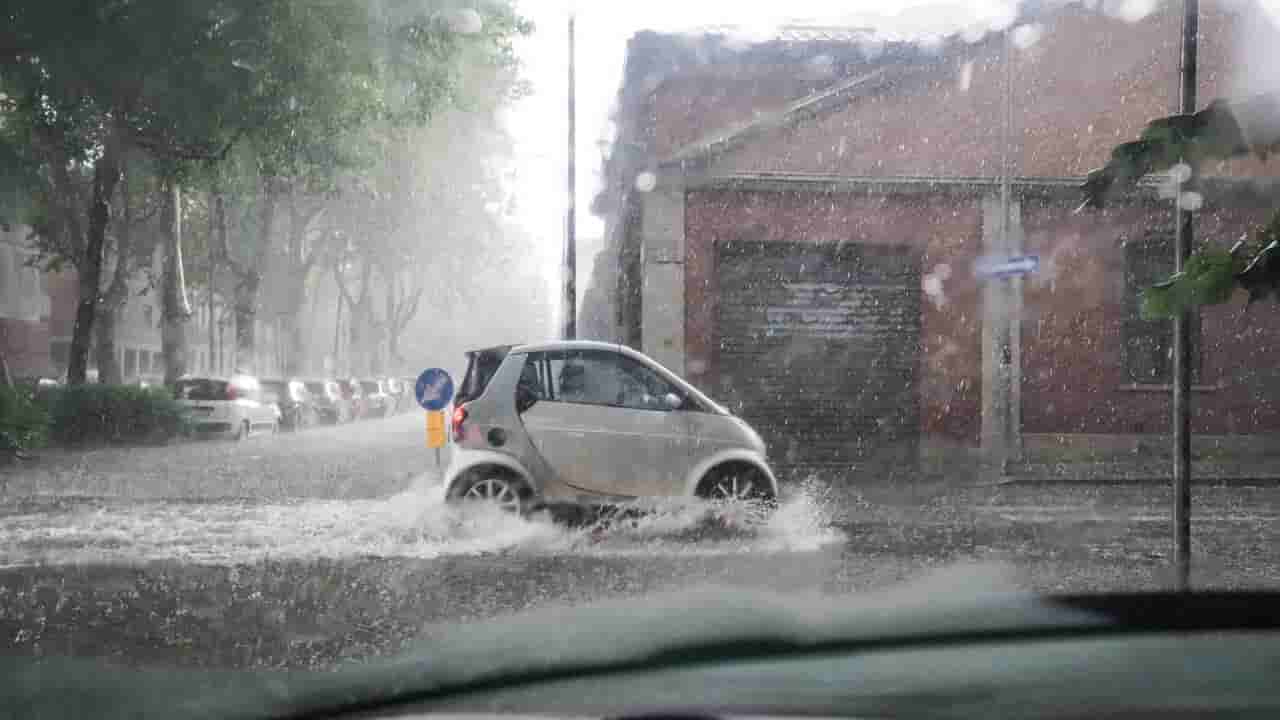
(2, 0), (1280, 678)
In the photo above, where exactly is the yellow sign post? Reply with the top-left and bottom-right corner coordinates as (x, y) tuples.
(426, 410), (447, 467)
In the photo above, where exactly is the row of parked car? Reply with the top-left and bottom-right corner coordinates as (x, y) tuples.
(173, 374), (418, 440)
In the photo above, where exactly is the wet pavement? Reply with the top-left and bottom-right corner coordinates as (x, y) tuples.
(1, 413), (1278, 670)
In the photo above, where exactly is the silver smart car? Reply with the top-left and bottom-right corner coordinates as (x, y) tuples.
(443, 341), (778, 513)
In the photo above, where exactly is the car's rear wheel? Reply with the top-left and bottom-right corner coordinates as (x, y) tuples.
(455, 471), (529, 514)
(696, 463), (774, 503)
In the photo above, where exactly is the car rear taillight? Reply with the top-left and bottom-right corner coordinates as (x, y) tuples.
(452, 404), (468, 439)
(226, 385), (238, 401)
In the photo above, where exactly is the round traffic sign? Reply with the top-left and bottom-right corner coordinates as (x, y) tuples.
(415, 368), (455, 411)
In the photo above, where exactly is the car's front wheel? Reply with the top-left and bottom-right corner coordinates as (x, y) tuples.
(453, 470), (530, 514)
(696, 463), (775, 503)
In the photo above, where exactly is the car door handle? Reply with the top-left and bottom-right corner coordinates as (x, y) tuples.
(565, 431), (586, 438)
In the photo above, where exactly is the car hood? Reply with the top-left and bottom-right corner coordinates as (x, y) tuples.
(4, 564), (1277, 720)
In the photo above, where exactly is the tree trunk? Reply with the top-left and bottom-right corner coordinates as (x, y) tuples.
(161, 180), (191, 385)
(387, 330), (400, 375)
(346, 257), (375, 376)
(348, 300), (364, 376)
(332, 289), (343, 375)
(234, 272), (260, 374)
(230, 185), (275, 374)
(384, 271), (397, 374)
(95, 151), (134, 385)
(66, 138), (121, 386)
(286, 317), (305, 376)
(94, 310), (120, 384)
(383, 267), (423, 375)
(207, 193), (221, 376)
(0, 343), (12, 388)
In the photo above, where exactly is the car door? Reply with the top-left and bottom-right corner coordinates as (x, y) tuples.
(518, 349), (693, 498)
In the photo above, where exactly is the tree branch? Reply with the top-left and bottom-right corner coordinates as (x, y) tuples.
(397, 285), (425, 334)
(333, 263), (356, 308)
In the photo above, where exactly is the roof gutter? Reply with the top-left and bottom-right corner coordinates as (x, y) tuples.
(658, 67), (894, 170)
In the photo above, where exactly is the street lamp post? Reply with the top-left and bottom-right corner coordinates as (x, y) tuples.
(563, 13), (577, 341)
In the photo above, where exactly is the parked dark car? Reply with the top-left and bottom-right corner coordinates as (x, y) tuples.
(359, 379), (393, 418)
(303, 379), (351, 424)
(336, 379), (365, 420)
(260, 378), (317, 431)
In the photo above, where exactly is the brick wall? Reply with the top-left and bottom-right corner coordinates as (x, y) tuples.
(0, 318), (51, 378)
(1021, 200), (1280, 435)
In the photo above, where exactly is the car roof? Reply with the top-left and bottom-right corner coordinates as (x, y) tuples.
(511, 339), (625, 354)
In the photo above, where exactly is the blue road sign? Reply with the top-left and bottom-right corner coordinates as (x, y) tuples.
(416, 368), (455, 411)
(976, 255), (1039, 279)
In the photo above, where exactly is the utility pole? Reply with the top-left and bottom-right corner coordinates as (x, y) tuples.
(563, 13), (577, 340)
(999, 25), (1015, 474)
(1173, 0), (1198, 591)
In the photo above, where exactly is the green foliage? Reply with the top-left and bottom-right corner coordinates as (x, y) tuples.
(1080, 97), (1263, 209)
(3, 0), (529, 262)
(1140, 248), (1241, 319)
(1236, 212), (1280, 304)
(46, 385), (188, 446)
(1139, 207), (1280, 318)
(0, 386), (50, 460)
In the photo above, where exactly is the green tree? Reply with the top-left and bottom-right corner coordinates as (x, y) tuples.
(1079, 93), (1280, 317)
(1, 0), (529, 383)
(215, 0), (529, 375)
(2, 1), (257, 384)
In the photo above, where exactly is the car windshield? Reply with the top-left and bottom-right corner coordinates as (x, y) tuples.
(5, 0), (1280, 714)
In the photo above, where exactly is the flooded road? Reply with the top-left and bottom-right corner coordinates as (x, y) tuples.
(1, 413), (1279, 670)
(0, 482), (841, 567)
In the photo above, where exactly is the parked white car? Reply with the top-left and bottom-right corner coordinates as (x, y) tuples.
(174, 375), (279, 440)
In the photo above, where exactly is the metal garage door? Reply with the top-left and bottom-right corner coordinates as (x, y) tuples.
(716, 240), (921, 478)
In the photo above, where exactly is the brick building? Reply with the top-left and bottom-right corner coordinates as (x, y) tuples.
(586, 1), (1280, 478)
(0, 223), (52, 377)
(1, 221), (282, 383)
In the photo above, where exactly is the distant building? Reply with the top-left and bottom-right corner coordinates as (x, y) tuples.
(587, 1), (1280, 478)
(0, 224), (52, 377)
(1, 221), (285, 383)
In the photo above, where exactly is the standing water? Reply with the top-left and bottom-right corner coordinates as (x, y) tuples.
(0, 479), (842, 567)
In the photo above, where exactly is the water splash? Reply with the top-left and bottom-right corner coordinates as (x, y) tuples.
(0, 480), (842, 567)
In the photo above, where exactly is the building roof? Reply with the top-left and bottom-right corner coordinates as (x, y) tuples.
(659, 66), (891, 168)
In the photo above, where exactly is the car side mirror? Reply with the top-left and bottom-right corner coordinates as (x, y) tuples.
(663, 392), (683, 410)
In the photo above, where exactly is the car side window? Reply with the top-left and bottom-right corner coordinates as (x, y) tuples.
(550, 350), (678, 411)
(519, 354), (551, 401)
